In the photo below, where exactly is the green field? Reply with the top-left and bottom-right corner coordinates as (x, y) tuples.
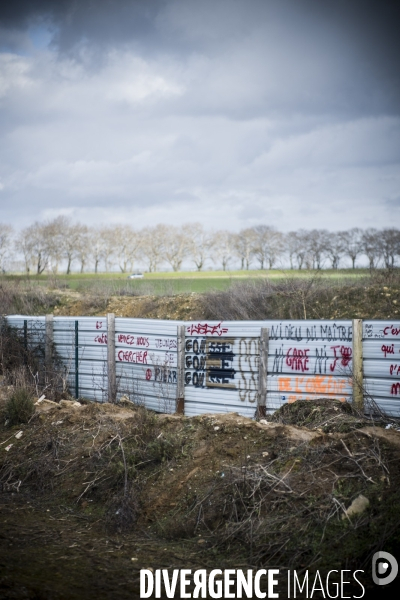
(2, 268), (370, 295)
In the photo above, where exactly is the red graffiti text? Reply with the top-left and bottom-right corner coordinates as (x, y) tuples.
(94, 334), (107, 344)
(117, 350), (148, 364)
(381, 344), (395, 358)
(95, 321), (103, 330)
(384, 325), (400, 337)
(117, 334), (149, 347)
(330, 346), (352, 372)
(390, 382), (400, 395)
(286, 348), (309, 372)
(390, 364), (400, 376)
(145, 369), (152, 380)
(186, 322), (229, 337)
(118, 334), (135, 345)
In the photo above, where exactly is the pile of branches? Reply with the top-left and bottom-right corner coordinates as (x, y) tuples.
(184, 435), (398, 571)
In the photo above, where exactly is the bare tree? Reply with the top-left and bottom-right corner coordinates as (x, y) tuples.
(112, 225), (142, 273)
(288, 230), (310, 270)
(16, 229), (32, 274)
(89, 227), (105, 274)
(101, 226), (118, 272)
(0, 224), (13, 272)
(325, 231), (346, 270)
(285, 231), (298, 270)
(362, 228), (382, 270)
(184, 223), (211, 271)
(341, 228), (363, 269)
(75, 224), (90, 273)
(306, 229), (328, 269)
(17, 222), (52, 275)
(9, 220), (400, 276)
(163, 225), (190, 272)
(62, 219), (80, 275)
(233, 228), (257, 270)
(141, 225), (166, 272)
(42, 216), (82, 275)
(380, 228), (400, 269)
(252, 225), (283, 269)
(41, 217), (66, 274)
(210, 230), (234, 271)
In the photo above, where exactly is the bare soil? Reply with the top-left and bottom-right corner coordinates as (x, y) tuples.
(53, 293), (203, 320)
(1, 396), (400, 599)
(51, 282), (400, 320)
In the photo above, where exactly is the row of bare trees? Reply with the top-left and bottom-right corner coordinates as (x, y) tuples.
(1, 219), (400, 274)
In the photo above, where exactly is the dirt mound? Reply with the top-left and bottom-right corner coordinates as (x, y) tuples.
(1, 399), (400, 598)
(53, 292), (204, 320)
(267, 397), (388, 433)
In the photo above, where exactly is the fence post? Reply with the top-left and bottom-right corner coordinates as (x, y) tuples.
(107, 313), (117, 403)
(257, 327), (269, 418)
(352, 319), (364, 411)
(45, 314), (53, 373)
(176, 325), (185, 414)
(74, 320), (79, 399)
(23, 319), (28, 365)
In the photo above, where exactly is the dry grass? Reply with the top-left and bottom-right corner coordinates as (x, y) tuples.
(0, 317), (74, 404)
(0, 280), (61, 315)
(200, 269), (400, 321)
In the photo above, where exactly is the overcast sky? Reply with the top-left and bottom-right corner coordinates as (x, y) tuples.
(0, 0), (399, 233)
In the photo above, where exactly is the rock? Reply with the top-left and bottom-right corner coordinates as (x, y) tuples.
(119, 395), (135, 406)
(59, 400), (82, 409)
(342, 494), (370, 519)
(35, 399), (58, 406)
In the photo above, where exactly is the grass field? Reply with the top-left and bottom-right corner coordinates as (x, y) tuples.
(2, 268), (369, 295)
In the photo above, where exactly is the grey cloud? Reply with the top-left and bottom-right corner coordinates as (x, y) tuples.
(0, 1), (169, 56)
(1, 1), (399, 234)
(1, 1), (399, 117)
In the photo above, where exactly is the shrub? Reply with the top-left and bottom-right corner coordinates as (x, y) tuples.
(5, 387), (35, 425)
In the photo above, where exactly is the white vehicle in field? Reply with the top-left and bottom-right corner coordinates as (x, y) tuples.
(127, 272), (144, 279)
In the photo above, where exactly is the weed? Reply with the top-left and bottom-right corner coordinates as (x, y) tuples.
(4, 387), (35, 425)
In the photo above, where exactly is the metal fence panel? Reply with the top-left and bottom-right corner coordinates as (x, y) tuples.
(363, 320), (400, 416)
(4, 315), (400, 418)
(184, 319), (353, 415)
(114, 318), (181, 413)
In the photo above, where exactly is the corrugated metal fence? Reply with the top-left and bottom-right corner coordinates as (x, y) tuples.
(5, 315), (400, 418)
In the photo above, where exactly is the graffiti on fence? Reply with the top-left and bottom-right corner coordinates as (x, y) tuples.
(270, 322), (352, 342)
(185, 337), (236, 389)
(277, 375), (349, 396)
(271, 344), (352, 375)
(186, 322), (229, 337)
(185, 337), (259, 401)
